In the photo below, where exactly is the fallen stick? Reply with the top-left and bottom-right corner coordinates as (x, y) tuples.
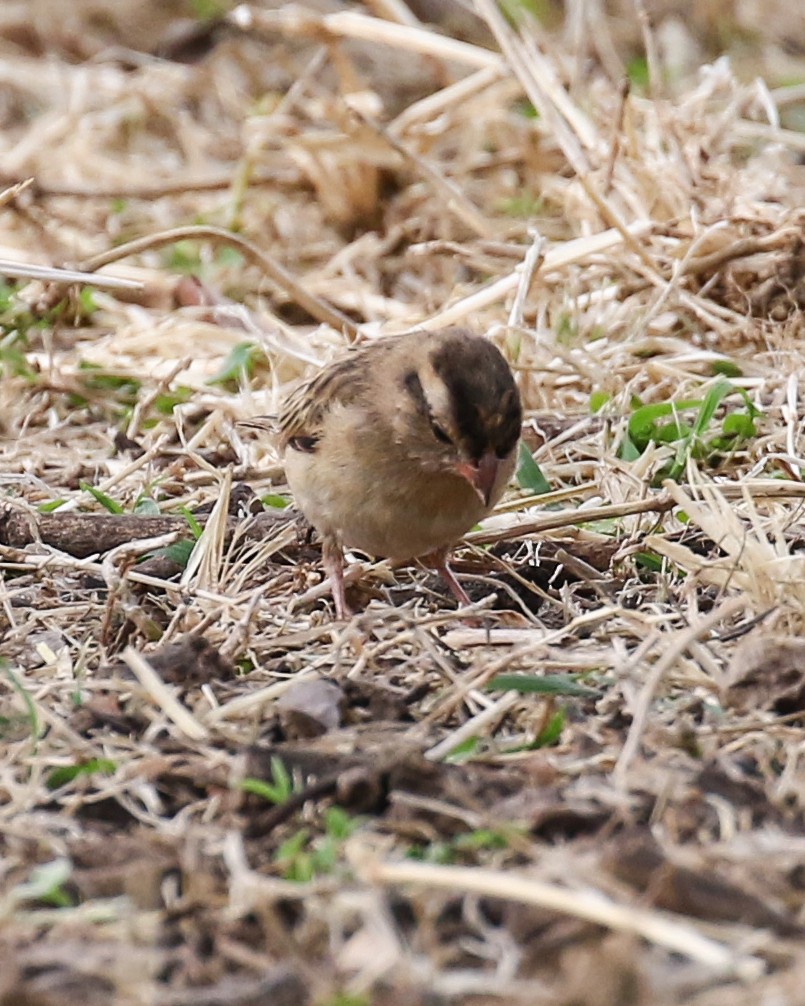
(0, 507), (294, 559)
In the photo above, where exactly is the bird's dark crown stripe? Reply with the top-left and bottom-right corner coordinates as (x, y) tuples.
(429, 336), (522, 459)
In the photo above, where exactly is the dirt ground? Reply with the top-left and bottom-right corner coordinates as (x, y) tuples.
(2, 2), (805, 1004)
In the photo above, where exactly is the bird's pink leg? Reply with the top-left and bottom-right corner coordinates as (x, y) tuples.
(322, 537), (352, 619)
(425, 547), (472, 607)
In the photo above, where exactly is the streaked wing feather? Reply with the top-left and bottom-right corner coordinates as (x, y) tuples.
(278, 349), (373, 447)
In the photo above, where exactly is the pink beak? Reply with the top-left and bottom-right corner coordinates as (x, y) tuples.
(455, 452), (499, 507)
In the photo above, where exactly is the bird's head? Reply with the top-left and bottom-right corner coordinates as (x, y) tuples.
(397, 329), (522, 506)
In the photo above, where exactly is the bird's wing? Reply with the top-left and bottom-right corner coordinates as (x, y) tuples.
(278, 348), (373, 450)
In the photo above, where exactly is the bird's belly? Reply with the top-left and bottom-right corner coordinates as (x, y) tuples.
(286, 454), (487, 560)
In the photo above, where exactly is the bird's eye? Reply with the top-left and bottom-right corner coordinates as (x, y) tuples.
(429, 419), (452, 445)
(289, 435), (318, 453)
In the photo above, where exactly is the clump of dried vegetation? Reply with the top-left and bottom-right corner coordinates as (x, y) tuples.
(2, 1), (805, 1003)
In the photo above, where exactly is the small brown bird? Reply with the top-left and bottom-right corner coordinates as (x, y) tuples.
(254, 327), (521, 618)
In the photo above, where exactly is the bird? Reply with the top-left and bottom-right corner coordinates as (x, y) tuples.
(247, 327), (522, 618)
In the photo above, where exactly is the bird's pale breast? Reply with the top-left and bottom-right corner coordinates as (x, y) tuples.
(284, 402), (514, 561)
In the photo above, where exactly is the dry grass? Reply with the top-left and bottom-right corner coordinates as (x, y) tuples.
(2, 1), (805, 1004)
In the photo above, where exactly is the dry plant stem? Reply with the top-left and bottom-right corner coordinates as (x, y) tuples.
(0, 258), (143, 292)
(126, 358), (190, 440)
(51, 437), (170, 515)
(7, 478), (802, 561)
(474, 0), (598, 150)
(507, 230), (545, 329)
(12, 169), (303, 200)
(467, 494), (676, 545)
(204, 668), (325, 725)
(470, 479), (805, 545)
(78, 225), (361, 339)
(475, 0), (662, 278)
(181, 468), (232, 591)
(425, 692), (520, 761)
(424, 606), (617, 744)
(0, 177), (32, 208)
(734, 119), (805, 153)
(771, 81), (805, 105)
(682, 227), (805, 278)
(603, 78), (630, 192)
(364, 0), (421, 27)
(229, 5), (502, 70)
(390, 65), (505, 135)
(416, 223), (650, 331)
(0, 508), (291, 559)
(354, 854), (763, 978)
(633, 0), (661, 99)
(612, 595), (747, 785)
(4, 9), (805, 997)
(218, 585), (271, 661)
(121, 647), (208, 741)
(350, 108), (493, 239)
(287, 558), (375, 614)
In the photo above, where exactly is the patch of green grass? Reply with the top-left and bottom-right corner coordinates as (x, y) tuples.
(555, 311), (580, 346)
(497, 193), (544, 218)
(627, 56), (650, 92)
(207, 341), (266, 389)
(215, 246), (245, 268)
(488, 672), (599, 697)
(444, 735), (481, 764)
(79, 481), (125, 514)
(78, 286), (98, 316)
(589, 389), (612, 414)
(140, 507), (204, 569)
(163, 240), (203, 274)
(407, 824), (524, 865)
(633, 550), (666, 573)
(144, 539), (195, 568)
(72, 361), (142, 419)
(190, 0), (229, 20)
(47, 758), (117, 790)
(532, 708), (566, 747)
(0, 283), (99, 379)
(12, 859), (74, 909)
(134, 495), (160, 516)
(275, 807), (362, 882)
(512, 98), (539, 119)
(0, 281), (45, 347)
(239, 756), (295, 804)
(0, 312), (39, 379)
(37, 498), (67, 513)
(499, 0), (558, 26)
(261, 493), (291, 509)
(3, 663), (40, 746)
(516, 441), (552, 494)
(179, 506), (204, 540)
(322, 995), (370, 1006)
(710, 359), (743, 378)
(619, 379), (761, 483)
(154, 385), (193, 415)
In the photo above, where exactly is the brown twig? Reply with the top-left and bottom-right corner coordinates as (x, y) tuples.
(0, 507), (294, 559)
(78, 225), (361, 339)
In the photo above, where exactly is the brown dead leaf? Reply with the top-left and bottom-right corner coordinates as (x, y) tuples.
(605, 830), (800, 934)
(108, 635), (235, 688)
(723, 635), (805, 714)
(276, 676), (345, 738)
